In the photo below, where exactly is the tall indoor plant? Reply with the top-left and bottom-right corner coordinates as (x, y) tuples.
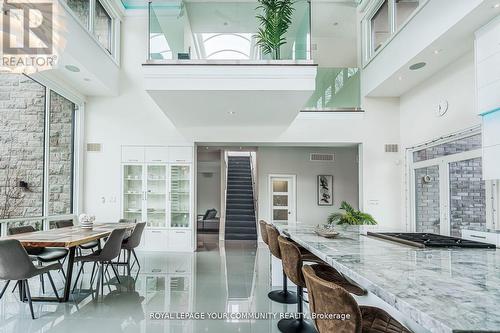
(327, 201), (378, 225)
(254, 0), (295, 60)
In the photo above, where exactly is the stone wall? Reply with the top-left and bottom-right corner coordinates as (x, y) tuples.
(0, 74), (45, 219)
(413, 134), (482, 162)
(0, 73), (74, 221)
(415, 166), (440, 234)
(449, 157), (486, 236)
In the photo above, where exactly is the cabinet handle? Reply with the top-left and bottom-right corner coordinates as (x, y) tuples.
(175, 269), (186, 273)
(152, 268), (161, 272)
(470, 235), (487, 239)
(175, 231), (185, 234)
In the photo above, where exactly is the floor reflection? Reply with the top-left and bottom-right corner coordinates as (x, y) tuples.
(0, 240), (286, 333)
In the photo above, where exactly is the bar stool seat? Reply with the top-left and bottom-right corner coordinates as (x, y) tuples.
(361, 306), (411, 333)
(302, 264), (412, 333)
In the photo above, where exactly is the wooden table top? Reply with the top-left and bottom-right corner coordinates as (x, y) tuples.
(1, 223), (136, 248)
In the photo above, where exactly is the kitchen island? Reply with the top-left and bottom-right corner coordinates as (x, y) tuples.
(274, 223), (500, 333)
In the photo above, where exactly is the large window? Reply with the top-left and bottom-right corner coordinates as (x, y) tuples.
(95, 0), (112, 53)
(0, 73), (78, 233)
(64, 0), (116, 56)
(364, 0), (425, 62)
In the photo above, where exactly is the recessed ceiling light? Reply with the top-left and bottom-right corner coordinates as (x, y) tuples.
(398, 76), (403, 81)
(433, 49), (442, 54)
(65, 65), (80, 72)
(493, 3), (500, 8)
(409, 62), (426, 70)
(228, 111), (236, 115)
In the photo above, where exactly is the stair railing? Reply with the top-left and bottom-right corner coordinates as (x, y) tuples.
(249, 152), (258, 225)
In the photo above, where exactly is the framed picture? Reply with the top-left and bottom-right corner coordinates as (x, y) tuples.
(317, 175), (333, 206)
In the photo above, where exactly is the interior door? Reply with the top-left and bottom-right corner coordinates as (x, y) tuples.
(270, 176), (296, 223)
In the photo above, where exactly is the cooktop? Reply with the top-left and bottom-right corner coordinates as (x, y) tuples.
(367, 232), (496, 249)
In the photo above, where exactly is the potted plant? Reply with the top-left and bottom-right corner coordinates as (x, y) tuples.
(254, 0), (295, 60)
(327, 201), (377, 225)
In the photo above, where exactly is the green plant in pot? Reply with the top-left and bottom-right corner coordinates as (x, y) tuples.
(327, 201), (377, 225)
(254, 0), (295, 60)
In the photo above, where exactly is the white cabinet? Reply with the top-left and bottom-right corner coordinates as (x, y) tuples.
(122, 145), (194, 252)
(168, 230), (192, 252)
(169, 146), (193, 163)
(122, 146), (144, 163)
(461, 229), (499, 247)
(145, 147), (169, 163)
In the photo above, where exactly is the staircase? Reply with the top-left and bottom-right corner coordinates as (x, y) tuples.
(225, 156), (257, 241)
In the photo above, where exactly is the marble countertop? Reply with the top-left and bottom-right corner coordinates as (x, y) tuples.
(274, 223), (500, 333)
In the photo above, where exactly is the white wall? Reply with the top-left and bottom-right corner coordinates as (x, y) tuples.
(197, 151), (221, 215)
(258, 146), (359, 226)
(399, 52), (481, 148)
(83, 11), (403, 230)
(83, 14), (189, 222)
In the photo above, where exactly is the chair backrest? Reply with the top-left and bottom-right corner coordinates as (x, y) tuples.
(259, 220), (269, 245)
(124, 222), (146, 248)
(99, 228), (127, 261)
(302, 265), (362, 333)
(266, 224), (281, 259)
(0, 239), (37, 281)
(119, 218), (136, 223)
(55, 220), (74, 228)
(277, 235), (305, 287)
(205, 209), (217, 220)
(9, 225), (36, 235)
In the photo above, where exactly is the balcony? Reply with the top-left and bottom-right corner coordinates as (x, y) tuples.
(142, 0), (317, 129)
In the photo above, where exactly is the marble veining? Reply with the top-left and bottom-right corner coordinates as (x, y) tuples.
(274, 223), (500, 333)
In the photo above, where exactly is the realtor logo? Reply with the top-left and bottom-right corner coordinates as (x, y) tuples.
(2, 0), (53, 55)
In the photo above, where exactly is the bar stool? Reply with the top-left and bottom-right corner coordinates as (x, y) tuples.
(278, 236), (366, 333)
(303, 264), (412, 333)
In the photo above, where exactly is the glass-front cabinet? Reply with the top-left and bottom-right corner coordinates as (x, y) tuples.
(121, 145), (194, 252)
(170, 165), (191, 228)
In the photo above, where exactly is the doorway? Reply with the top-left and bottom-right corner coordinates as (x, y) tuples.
(269, 175), (297, 224)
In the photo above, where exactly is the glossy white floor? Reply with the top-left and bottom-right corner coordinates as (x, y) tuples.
(0, 238), (292, 333)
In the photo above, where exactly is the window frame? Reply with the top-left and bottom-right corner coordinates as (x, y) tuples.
(362, 0), (429, 67)
(60, 0), (120, 64)
(0, 75), (82, 235)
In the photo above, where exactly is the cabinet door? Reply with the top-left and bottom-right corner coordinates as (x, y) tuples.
(123, 164), (144, 221)
(169, 147), (193, 163)
(169, 165), (191, 228)
(168, 230), (191, 251)
(122, 146), (145, 163)
(146, 165), (168, 228)
(145, 229), (168, 251)
(145, 147), (169, 163)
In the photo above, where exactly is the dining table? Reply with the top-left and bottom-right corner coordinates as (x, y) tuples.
(1, 223), (136, 302)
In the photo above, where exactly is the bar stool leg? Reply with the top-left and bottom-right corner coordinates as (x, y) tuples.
(277, 286), (317, 333)
(268, 269), (298, 304)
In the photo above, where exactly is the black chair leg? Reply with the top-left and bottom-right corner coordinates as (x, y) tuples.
(57, 260), (66, 280)
(126, 250), (131, 276)
(277, 286), (317, 333)
(11, 280), (19, 293)
(268, 269), (298, 304)
(90, 262), (97, 286)
(23, 280), (35, 320)
(72, 263), (85, 293)
(94, 264), (103, 299)
(109, 263), (121, 284)
(46, 272), (60, 301)
(132, 249), (140, 270)
(38, 261), (45, 294)
(0, 280), (11, 300)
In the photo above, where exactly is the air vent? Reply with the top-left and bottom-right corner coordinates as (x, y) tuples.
(310, 153), (334, 162)
(385, 144), (399, 153)
(86, 143), (102, 152)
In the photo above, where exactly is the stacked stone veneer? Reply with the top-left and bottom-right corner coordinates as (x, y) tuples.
(0, 73), (74, 222)
(415, 166), (441, 234)
(413, 134), (482, 162)
(449, 157), (486, 236)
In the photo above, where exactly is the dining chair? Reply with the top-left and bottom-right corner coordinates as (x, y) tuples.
(55, 220), (100, 252)
(119, 222), (146, 275)
(0, 239), (61, 319)
(302, 264), (412, 333)
(9, 226), (68, 293)
(72, 228), (127, 299)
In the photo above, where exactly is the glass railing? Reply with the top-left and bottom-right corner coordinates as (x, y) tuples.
(302, 67), (361, 111)
(148, 0), (311, 61)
